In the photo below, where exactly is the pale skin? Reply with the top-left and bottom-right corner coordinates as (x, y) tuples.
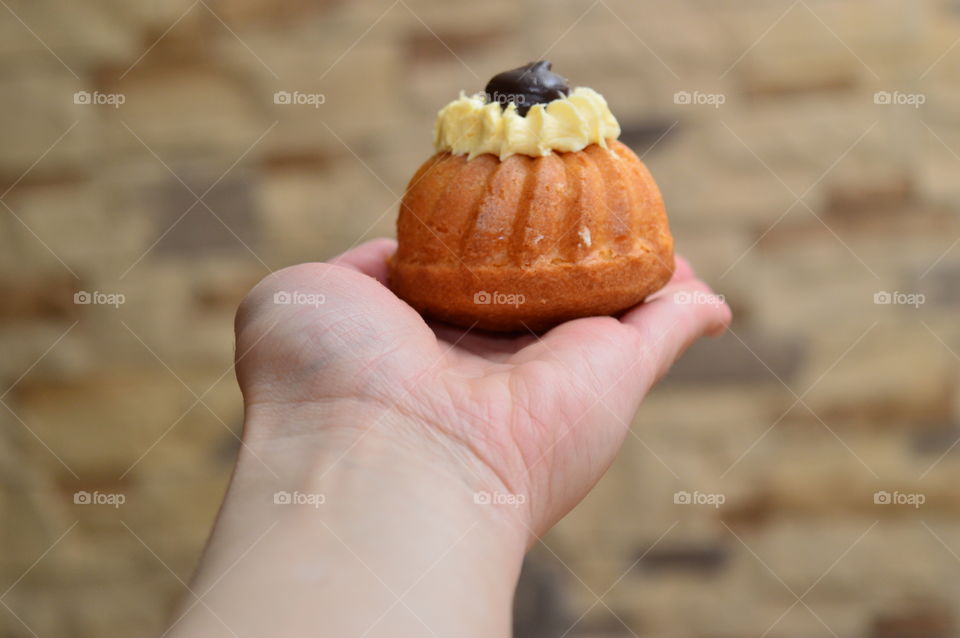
(167, 238), (731, 638)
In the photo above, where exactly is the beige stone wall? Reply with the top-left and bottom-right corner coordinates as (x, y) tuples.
(2, 0), (959, 636)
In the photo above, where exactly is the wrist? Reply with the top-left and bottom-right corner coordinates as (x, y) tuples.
(240, 397), (532, 535)
(173, 398), (526, 637)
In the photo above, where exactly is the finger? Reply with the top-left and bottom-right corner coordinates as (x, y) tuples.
(510, 269), (730, 416)
(510, 253), (708, 374)
(620, 277), (732, 380)
(327, 238), (397, 284)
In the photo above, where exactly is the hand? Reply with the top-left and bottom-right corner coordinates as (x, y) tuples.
(171, 238), (729, 638)
(235, 238), (730, 538)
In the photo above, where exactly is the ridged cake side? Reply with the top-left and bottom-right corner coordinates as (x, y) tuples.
(390, 140), (674, 331)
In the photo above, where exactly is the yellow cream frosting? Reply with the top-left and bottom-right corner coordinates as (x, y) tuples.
(433, 87), (621, 160)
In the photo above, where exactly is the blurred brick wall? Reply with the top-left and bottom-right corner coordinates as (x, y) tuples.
(2, 0), (960, 636)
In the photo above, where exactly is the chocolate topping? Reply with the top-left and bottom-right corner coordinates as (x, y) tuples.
(484, 61), (569, 117)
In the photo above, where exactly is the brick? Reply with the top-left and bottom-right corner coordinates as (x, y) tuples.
(14, 372), (199, 474)
(635, 542), (729, 574)
(151, 170), (259, 256)
(0, 1), (141, 70)
(0, 71), (96, 178)
(798, 322), (954, 425)
(7, 181), (147, 279)
(106, 61), (267, 160)
(918, 263), (960, 306)
(871, 604), (956, 638)
(206, 0), (340, 28)
(255, 166), (396, 266)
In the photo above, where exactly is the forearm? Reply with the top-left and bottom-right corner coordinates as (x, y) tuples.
(167, 401), (527, 638)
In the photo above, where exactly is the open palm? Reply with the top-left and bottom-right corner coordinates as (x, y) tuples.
(234, 238), (730, 539)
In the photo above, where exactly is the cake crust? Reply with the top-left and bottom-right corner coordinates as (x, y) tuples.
(390, 140), (674, 332)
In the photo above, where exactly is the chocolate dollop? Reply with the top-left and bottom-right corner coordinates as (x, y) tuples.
(484, 61), (569, 117)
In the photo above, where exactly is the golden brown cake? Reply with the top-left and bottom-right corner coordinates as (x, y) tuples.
(389, 62), (674, 332)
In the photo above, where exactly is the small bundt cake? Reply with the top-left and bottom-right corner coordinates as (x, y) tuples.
(389, 61), (674, 332)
